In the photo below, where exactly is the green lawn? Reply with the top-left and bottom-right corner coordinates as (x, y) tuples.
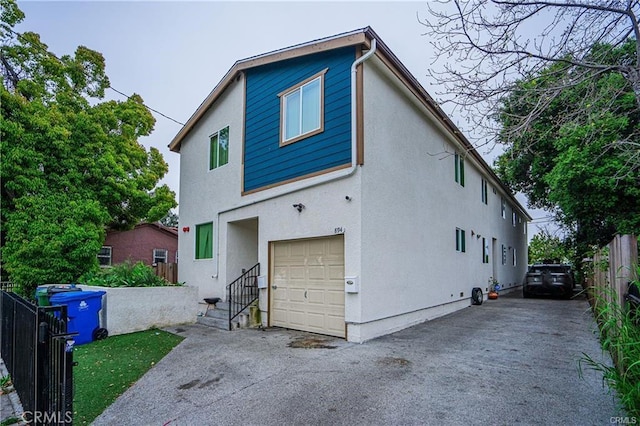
(73, 329), (184, 425)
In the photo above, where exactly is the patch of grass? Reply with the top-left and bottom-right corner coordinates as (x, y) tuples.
(73, 328), (184, 424)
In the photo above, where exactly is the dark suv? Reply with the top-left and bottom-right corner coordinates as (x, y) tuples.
(523, 264), (575, 299)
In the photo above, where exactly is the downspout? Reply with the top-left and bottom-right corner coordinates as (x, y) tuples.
(212, 39), (377, 278)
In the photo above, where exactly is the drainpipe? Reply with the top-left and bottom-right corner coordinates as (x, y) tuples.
(212, 39), (377, 278)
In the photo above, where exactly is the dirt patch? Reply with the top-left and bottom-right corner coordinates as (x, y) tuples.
(377, 357), (411, 367)
(288, 337), (337, 349)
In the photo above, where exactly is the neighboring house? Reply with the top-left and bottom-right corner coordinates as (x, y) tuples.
(169, 27), (531, 343)
(99, 223), (178, 267)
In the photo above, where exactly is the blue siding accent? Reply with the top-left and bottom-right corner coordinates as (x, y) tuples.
(243, 47), (355, 192)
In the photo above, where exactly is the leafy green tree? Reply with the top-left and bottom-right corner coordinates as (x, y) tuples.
(495, 41), (640, 252)
(0, 0), (176, 293)
(160, 210), (179, 228)
(528, 231), (574, 265)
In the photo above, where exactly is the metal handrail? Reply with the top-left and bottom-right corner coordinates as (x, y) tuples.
(226, 263), (260, 330)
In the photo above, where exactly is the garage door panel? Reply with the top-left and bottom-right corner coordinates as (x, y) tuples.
(270, 235), (345, 338)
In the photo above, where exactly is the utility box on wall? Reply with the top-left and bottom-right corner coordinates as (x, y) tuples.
(345, 276), (360, 293)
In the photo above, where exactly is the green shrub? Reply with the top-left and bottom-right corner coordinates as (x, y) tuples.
(79, 261), (176, 287)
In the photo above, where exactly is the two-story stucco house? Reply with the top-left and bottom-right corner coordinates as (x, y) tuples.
(170, 27), (531, 343)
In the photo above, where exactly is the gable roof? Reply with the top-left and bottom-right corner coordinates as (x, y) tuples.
(168, 27), (531, 220)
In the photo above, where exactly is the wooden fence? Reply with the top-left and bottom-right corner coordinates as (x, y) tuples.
(587, 234), (638, 313)
(153, 262), (178, 284)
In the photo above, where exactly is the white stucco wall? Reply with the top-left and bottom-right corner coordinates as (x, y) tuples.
(348, 57), (528, 340)
(77, 285), (198, 336)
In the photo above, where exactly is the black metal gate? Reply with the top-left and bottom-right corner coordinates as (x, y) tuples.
(0, 291), (75, 425)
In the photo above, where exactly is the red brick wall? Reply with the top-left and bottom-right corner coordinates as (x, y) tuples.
(104, 225), (178, 266)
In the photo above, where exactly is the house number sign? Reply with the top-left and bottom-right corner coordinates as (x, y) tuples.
(334, 227), (345, 234)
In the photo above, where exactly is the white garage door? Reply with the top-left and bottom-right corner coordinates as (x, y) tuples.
(270, 235), (345, 338)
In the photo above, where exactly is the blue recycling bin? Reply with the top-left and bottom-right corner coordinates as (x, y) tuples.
(50, 290), (106, 345)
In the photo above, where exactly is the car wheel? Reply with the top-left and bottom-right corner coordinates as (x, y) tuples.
(523, 290), (531, 298)
(471, 287), (483, 305)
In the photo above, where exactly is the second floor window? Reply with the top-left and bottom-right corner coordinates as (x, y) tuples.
(454, 152), (465, 186)
(279, 69), (326, 145)
(481, 178), (488, 204)
(209, 126), (229, 170)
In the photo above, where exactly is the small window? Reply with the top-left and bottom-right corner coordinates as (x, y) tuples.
(481, 178), (488, 204)
(502, 245), (507, 265)
(456, 228), (466, 253)
(482, 238), (489, 264)
(513, 248), (517, 267)
(279, 69), (326, 145)
(98, 246), (112, 267)
(512, 211), (517, 227)
(209, 126), (229, 170)
(195, 222), (213, 260)
(454, 152), (465, 186)
(175, 251), (179, 263)
(501, 197), (506, 219)
(153, 249), (168, 264)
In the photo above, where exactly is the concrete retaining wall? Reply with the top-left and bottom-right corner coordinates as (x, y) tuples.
(78, 285), (198, 336)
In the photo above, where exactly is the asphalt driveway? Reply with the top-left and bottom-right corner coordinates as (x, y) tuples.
(93, 292), (621, 425)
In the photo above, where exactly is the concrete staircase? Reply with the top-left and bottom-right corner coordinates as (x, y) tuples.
(196, 302), (251, 331)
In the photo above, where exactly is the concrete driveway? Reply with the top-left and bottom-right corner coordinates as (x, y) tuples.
(93, 292), (621, 425)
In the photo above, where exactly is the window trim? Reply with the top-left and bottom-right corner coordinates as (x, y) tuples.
(98, 246), (112, 267)
(153, 248), (168, 264)
(278, 68), (327, 147)
(209, 126), (230, 171)
(501, 197), (506, 219)
(195, 222), (214, 260)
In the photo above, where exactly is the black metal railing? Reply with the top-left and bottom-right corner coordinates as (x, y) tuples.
(0, 291), (75, 425)
(226, 263), (260, 330)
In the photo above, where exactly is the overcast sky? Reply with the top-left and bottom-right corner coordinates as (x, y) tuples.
(15, 1), (554, 234)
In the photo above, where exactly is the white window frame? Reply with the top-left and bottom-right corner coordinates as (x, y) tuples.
(98, 246), (112, 267)
(279, 69), (327, 146)
(209, 126), (230, 170)
(501, 197), (506, 219)
(153, 248), (168, 264)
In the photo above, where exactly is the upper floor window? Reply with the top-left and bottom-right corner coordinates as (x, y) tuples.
(455, 228), (466, 253)
(209, 126), (229, 170)
(481, 178), (488, 204)
(195, 222), (214, 260)
(501, 197), (506, 219)
(513, 248), (517, 267)
(279, 69), (327, 146)
(98, 246), (112, 267)
(454, 152), (465, 186)
(512, 211), (517, 227)
(153, 248), (168, 264)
